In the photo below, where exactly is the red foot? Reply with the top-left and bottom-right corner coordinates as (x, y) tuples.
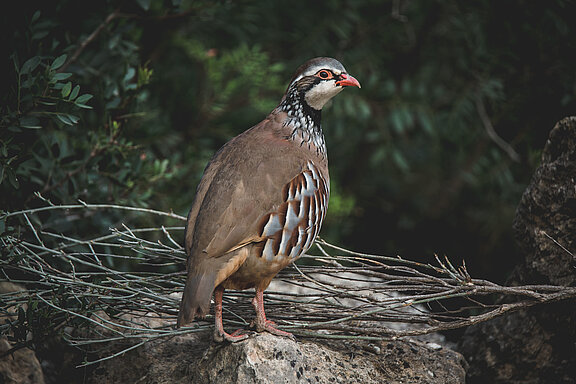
(251, 289), (295, 339)
(214, 328), (249, 343)
(213, 286), (250, 343)
(251, 318), (294, 339)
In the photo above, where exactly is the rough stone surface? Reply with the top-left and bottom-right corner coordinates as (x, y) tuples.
(88, 332), (467, 384)
(0, 338), (45, 384)
(458, 117), (576, 383)
(0, 283), (45, 384)
(512, 116), (576, 287)
(195, 333), (467, 384)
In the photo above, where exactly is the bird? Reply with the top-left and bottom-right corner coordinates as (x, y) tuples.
(177, 57), (360, 342)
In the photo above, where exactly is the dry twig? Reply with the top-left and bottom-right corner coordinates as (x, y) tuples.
(1, 201), (574, 366)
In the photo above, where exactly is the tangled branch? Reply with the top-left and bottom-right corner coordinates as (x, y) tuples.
(1, 200), (574, 366)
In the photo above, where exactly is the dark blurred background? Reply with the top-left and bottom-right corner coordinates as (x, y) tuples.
(2, 0), (575, 284)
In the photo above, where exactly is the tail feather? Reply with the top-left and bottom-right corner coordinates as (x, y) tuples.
(177, 272), (216, 327)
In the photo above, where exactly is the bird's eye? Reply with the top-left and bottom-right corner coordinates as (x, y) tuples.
(317, 70), (333, 79)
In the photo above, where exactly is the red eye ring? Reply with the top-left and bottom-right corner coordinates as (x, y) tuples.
(317, 70), (333, 79)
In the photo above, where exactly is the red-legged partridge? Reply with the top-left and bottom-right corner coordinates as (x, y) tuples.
(177, 57), (360, 342)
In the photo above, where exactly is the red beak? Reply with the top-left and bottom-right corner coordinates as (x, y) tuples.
(336, 74), (361, 88)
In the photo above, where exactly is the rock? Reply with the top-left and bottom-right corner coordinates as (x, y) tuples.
(87, 331), (207, 384)
(458, 117), (576, 383)
(89, 332), (466, 384)
(512, 116), (576, 286)
(0, 338), (45, 384)
(194, 333), (467, 384)
(0, 282), (45, 384)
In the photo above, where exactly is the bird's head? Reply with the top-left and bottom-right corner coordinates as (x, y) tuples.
(286, 57), (361, 111)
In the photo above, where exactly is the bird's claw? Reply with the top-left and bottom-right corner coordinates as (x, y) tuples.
(252, 319), (294, 339)
(214, 328), (250, 343)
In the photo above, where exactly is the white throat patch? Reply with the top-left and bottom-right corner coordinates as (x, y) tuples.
(304, 80), (344, 110)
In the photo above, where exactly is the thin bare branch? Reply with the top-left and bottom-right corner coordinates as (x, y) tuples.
(475, 97), (520, 162)
(1, 201), (574, 366)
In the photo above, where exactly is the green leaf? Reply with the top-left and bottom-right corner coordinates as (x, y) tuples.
(75, 94), (93, 104)
(53, 73), (73, 81)
(56, 114), (79, 125)
(31, 10), (41, 23)
(19, 116), (42, 129)
(56, 114), (71, 125)
(7, 168), (19, 189)
(75, 94), (93, 109)
(21, 56), (41, 75)
(392, 150), (410, 171)
(38, 100), (57, 106)
(32, 30), (49, 40)
(124, 67), (136, 83)
(418, 112), (434, 135)
(136, 0), (151, 11)
(137, 66), (153, 87)
(355, 98), (371, 120)
(69, 85), (80, 100)
(390, 109), (404, 134)
(51, 54), (67, 70)
(400, 107), (414, 129)
(61, 82), (72, 98)
(67, 114), (80, 124)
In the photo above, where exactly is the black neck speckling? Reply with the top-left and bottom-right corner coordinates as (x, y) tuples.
(278, 84), (326, 156)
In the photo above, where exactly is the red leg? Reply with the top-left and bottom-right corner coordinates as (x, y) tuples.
(213, 286), (248, 342)
(251, 288), (294, 339)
